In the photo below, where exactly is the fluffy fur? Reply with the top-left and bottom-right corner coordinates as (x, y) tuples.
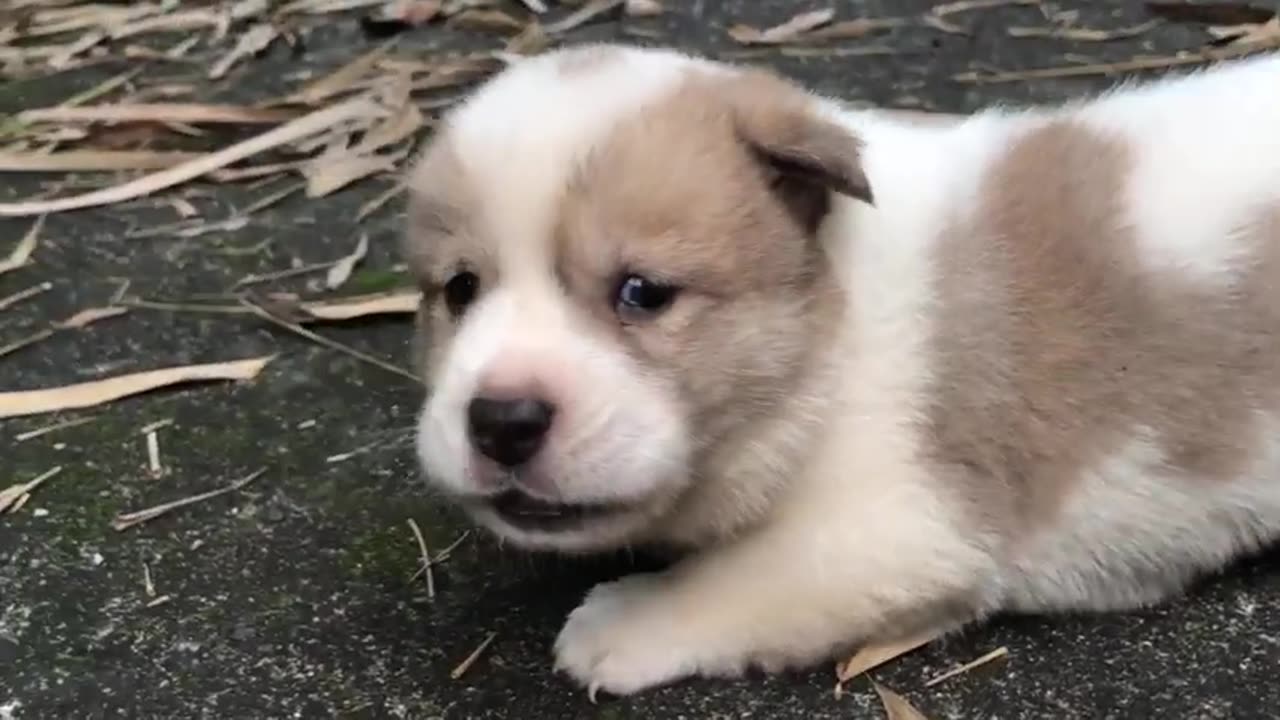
(403, 44), (1280, 695)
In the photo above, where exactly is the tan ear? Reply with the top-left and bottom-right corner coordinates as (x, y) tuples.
(724, 70), (874, 215)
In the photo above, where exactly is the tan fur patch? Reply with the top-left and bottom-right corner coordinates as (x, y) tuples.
(551, 69), (859, 542)
(403, 139), (498, 379)
(924, 120), (1280, 542)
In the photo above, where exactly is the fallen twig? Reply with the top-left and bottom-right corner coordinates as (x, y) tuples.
(924, 646), (1008, 687)
(0, 466), (63, 514)
(407, 518), (436, 599)
(0, 216), (44, 276)
(240, 297), (419, 382)
(113, 468), (266, 531)
(0, 282), (53, 312)
(451, 632), (498, 679)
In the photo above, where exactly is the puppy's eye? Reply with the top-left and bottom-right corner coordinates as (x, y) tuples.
(444, 270), (479, 317)
(614, 274), (678, 321)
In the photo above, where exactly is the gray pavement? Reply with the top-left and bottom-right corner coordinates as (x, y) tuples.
(2, 1), (1278, 718)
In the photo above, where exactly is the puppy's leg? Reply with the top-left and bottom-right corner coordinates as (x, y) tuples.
(553, 470), (997, 695)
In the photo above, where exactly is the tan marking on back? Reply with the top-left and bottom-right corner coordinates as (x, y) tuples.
(925, 121), (1280, 541)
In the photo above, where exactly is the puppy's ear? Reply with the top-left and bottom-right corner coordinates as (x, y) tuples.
(724, 71), (873, 230)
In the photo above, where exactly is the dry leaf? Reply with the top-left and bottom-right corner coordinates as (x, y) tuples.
(354, 101), (425, 153)
(357, 180), (405, 220)
(0, 215), (44, 276)
(804, 17), (905, 41)
(0, 96), (384, 217)
(326, 234), (370, 289)
(19, 103), (297, 125)
(624, 0), (663, 17)
(281, 0), (389, 13)
(1208, 16), (1280, 44)
(729, 8), (836, 44)
(837, 630), (939, 683)
(56, 306), (128, 329)
(210, 22), (280, 79)
(0, 150), (202, 173)
(0, 466), (62, 515)
(544, 0), (624, 34)
(930, 0), (1039, 16)
(302, 289), (418, 319)
(301, 151), (400, 197)
(447, 8), (527, 34)
(924, 646), (1008, 687)
(289, 39), (398, 105)
(0, 357), (274, 420)
(505, 21), (552, 54)
(110, 9), (225, 40)
(1006, 19), (1161, 40)
(872, 682), (932, 720)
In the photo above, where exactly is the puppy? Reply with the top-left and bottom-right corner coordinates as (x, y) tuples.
(403, 43), (1280, 696)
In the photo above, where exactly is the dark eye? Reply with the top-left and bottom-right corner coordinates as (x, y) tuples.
(614, 274), (678, 321)
(443, 270), (479, 317)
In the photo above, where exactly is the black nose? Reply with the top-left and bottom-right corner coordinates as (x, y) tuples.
(467, 396), (555, 467)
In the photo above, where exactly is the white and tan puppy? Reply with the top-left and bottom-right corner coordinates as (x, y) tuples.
(404, 43), (1280, 696)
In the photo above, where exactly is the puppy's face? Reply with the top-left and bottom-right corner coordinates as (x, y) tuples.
(405, 46), (871, 552)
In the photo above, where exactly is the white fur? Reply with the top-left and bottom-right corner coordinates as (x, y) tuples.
(991, 414), (1280, 614)
(1074, 54), (1280, 285)
(413, 45), (1280, 696)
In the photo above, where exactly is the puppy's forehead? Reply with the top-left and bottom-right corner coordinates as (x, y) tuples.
(415, 47), (720, 273)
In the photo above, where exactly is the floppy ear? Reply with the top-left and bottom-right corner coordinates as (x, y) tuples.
(724, 71), (873, 231)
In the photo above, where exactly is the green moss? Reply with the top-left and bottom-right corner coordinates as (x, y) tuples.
(346, 268), (414, 295)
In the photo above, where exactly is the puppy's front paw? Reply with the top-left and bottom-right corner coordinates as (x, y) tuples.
(554, 573), (731, 697)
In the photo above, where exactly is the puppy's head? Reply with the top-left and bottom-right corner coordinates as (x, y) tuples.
(405, 45), (871, 552)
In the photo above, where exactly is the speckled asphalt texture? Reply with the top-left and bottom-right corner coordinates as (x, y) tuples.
(2, 1), (1278, 718)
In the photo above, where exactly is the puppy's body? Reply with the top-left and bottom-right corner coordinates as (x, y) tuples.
(405, 45), (1280, 694)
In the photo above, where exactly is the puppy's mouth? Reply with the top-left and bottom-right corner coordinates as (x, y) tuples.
(480, 489), (630, 531)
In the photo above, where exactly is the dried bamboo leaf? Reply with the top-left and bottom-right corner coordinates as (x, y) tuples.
(0, 216), (44, 276)
(836, 630), (939, 683)
(302, 289), (418, 319)
(0, 357), (275, 420)
(544, 0), (624, 34)
(56, 305), (128, 329)
(19, 103), (297, 125)
(872, 682), (932, 720)
(0, 96), (385, 217)
(0, 150), (197, 172)
(448, 8), (527, 34)
(930, 0), (1039, 16)
(729, 8), (836, 44)
(289, 38), (398, 106)
(624, 0), (663, 17)
(1006, 19), (1161, 40)
(301, 152), (399, 197)
(0, 466), (62, 515)
(209, 22), (280, 79)
(326, 234), (369, 289)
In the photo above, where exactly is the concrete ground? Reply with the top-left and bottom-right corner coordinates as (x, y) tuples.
(2, 1), (1278, 718)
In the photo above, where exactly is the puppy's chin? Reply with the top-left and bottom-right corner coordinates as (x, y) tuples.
(463, 495), (672, 554)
